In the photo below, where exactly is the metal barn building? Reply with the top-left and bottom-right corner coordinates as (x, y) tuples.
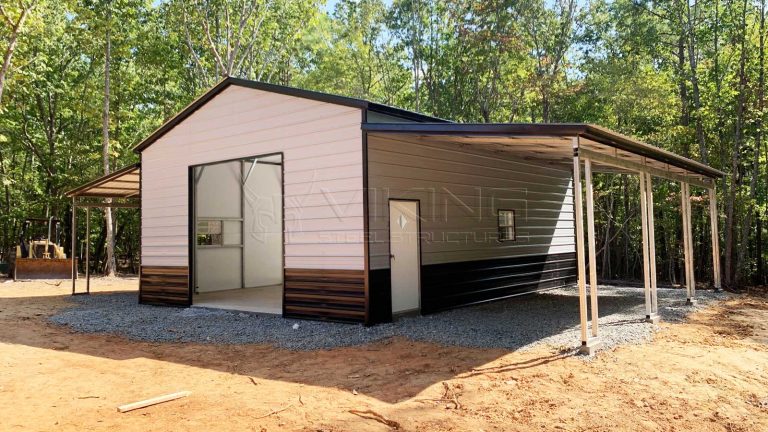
(68, 77), (724, 352)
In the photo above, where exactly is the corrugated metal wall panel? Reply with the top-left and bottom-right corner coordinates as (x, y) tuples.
(366, 134), (577, 321)
(367, 135), (576, 269)
(420, 252), (578, 313)
(141, 85), (365, 269)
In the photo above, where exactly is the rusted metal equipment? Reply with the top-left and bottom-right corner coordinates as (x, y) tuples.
(14, 217), (75, 280)
(14, 258), (76, 279)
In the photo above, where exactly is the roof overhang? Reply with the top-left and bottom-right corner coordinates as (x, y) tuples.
(363, 123), (725, 187)
(65, 163), (140, 199)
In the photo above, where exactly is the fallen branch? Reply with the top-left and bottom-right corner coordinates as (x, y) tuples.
(417, 397), (456, 403)
(117, 391), (190, 413)
(248, 376), (258, 386)
(255, 403), (294, 419)
(415, 397), (458, 405)
(254, 395), (304, 419)
(348, 409), (401, 429)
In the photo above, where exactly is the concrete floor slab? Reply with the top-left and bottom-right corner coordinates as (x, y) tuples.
(193, 284), (282, 314)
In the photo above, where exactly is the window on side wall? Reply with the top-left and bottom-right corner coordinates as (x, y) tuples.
(497, 209), (516, 242)
(197, 219), (223, 246)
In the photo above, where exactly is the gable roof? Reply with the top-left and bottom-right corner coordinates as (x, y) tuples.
(131, 78), (724, 181)
(133, 77), (450, 153)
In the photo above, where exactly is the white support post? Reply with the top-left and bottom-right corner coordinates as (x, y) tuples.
(686, 183), (696, 301)
(709, 187), (722, 291)
(681, 182), (690, 300)
(584, 158), (599, 338)
(681, 182), (696, 304)
(573, 144), (588, 345)
(681, 182), (689, 299)
(85, 207), (90, 294)
(573, 138), (599, 355)
(71, 198), (77, 295)
(645, 173), (659, 321)
(639, 172), (652, 318)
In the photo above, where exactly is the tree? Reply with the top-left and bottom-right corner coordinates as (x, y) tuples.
(0, 0), (36, 106)
(298, 0), (411, 105)
(170, 0), (317, 89)
(102, 1), (116, 276)
(518, 0), (577, 122)
(0, 0), (766, 289)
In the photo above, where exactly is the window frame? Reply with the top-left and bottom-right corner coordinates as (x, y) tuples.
(497, 209), (516, 242)
(196, 219), (224, 247)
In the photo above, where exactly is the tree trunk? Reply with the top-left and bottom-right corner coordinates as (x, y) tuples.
(601, 187), (614, 279)
(685, 0), (707, 164)
(677, 34), (690, 138)
(0, 3), (33, 105)
(758, 214), (763, 284)
(758, 0), (766, 285)
(0, 147), (13, 263)
(411, 1), (421, 112)
(622, 174), (630, 278)
(726, 0), (749, 287)
(742, 0), (766, 284)
(102, 3), (116, 276)
(93, 216), (107, 273)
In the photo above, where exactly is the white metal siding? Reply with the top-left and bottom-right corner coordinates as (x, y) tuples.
(141, 85), (364, 269)
(367, 135), (575, 269)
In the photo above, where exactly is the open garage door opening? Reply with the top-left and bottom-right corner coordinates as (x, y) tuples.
(190, 153), (283, 314)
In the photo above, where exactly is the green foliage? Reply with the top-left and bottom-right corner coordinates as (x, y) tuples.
(0, 0), (765, 284)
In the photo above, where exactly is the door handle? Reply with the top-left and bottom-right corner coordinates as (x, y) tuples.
(390, 254), (395, 261)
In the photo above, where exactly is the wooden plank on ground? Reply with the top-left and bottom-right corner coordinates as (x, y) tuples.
(117, 391), (191, 413)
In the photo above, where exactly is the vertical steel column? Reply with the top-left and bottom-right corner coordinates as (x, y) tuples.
(240, 160), (245, 289)
(681, 182), (695, 302)
(572, 138), (589, 347)
(686, 183), (696, 301)
(584, 158), (599, 337)
(639, 172), (652, 316)
(192, 166), (199, 296)
(85, 207), (90, 294)
(680, 182), (688, 299)
(709, 187), (722, 290)
(71, 198), (77, 295)
(645, 173), (658, 317)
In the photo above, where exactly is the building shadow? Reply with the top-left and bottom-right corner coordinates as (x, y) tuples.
(0, 285), (653, 403)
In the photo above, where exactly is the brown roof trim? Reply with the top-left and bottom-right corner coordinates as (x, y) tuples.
(362, 122), (725, 179)
(581, 124), (725, 179)
(132, 77), (448, 153)
(364, 122), (588, 136)
(366, 104), (451, 124)
(65, 163), (140, 198)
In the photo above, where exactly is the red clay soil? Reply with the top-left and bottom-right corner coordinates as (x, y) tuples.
(0, 278), (767, 431)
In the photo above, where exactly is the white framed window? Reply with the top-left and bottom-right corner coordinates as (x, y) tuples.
(497, 209), (516, 242)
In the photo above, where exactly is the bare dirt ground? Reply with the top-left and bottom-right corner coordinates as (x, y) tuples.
(1, 278), (767, 432)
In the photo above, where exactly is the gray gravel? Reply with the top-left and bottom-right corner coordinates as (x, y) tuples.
(49, 285), (729, 352)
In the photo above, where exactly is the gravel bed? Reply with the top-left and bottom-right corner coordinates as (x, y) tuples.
(49, 285), (729, 352)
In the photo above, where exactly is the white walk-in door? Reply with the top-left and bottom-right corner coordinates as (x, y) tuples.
(389, 200), (421, 313)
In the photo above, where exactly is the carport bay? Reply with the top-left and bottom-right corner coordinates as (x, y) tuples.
(363, 122), (724, 353)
